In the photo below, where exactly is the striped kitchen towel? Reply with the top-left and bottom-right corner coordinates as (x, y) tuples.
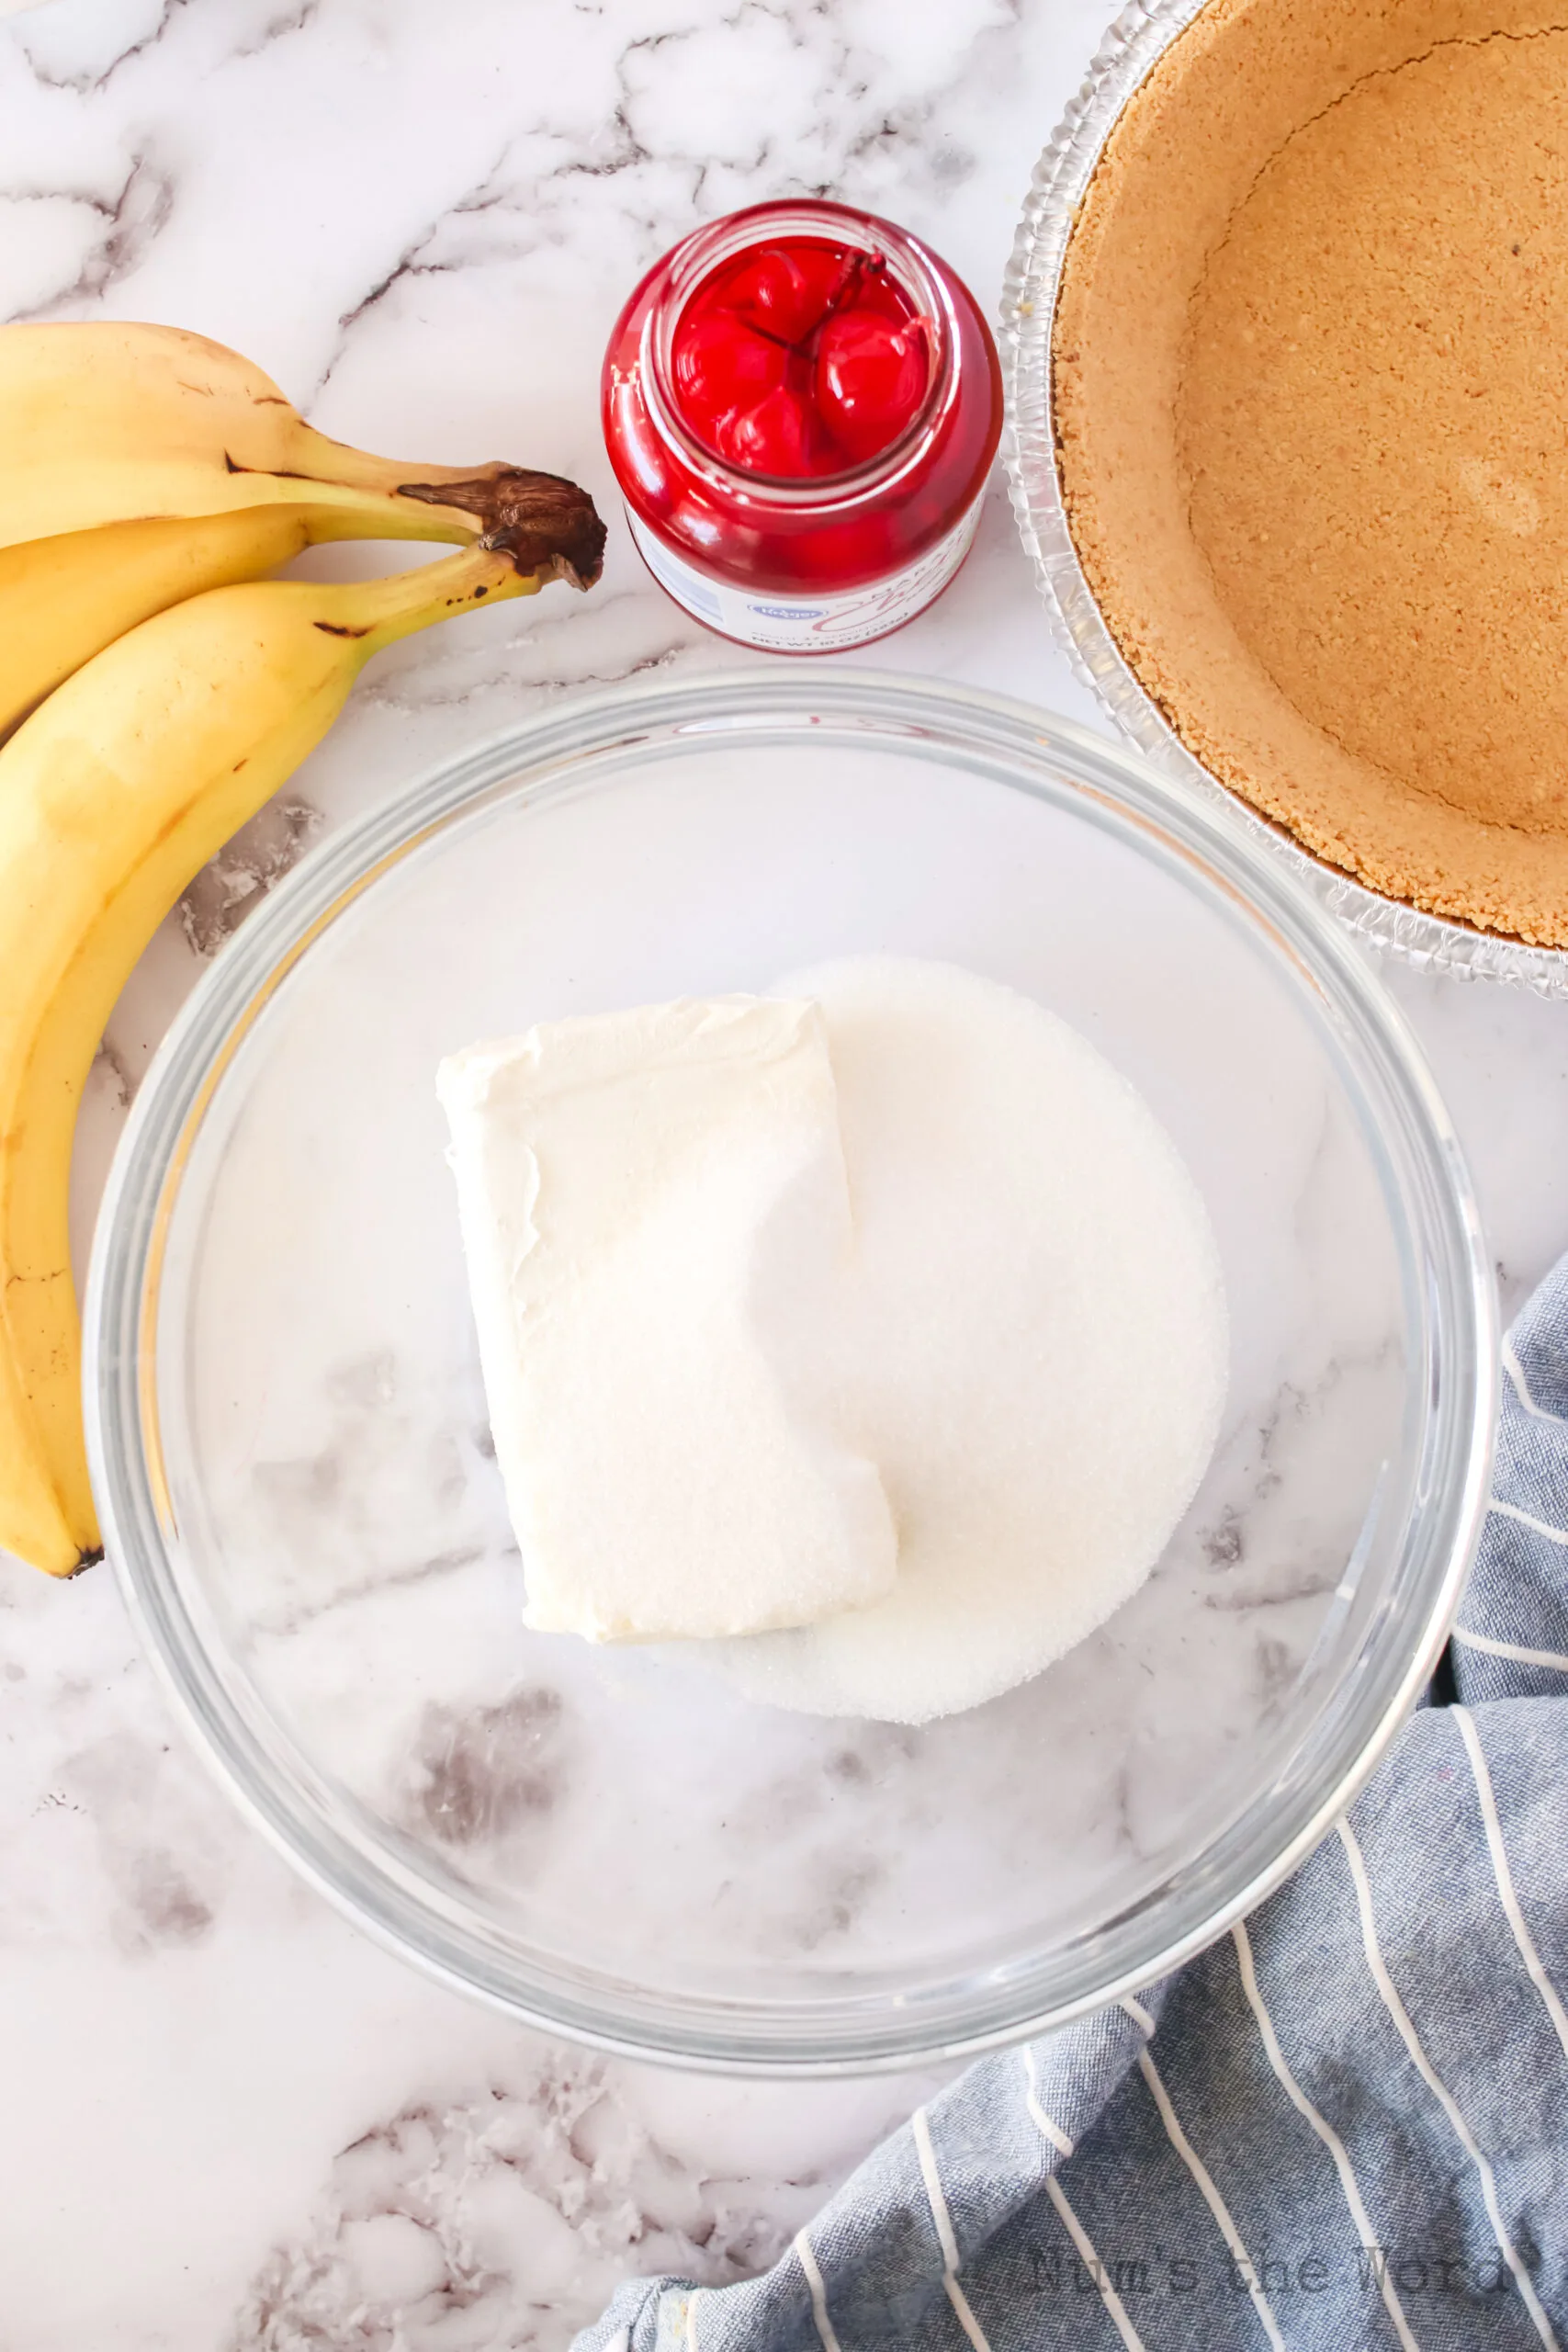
(573, 1252), (1568, 2352)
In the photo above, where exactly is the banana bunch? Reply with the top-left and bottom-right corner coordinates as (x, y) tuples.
(0, 322), (608, 740)
(0, 322), (605, 1578)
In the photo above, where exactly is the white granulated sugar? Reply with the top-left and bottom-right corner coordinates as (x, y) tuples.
(438, 997), (897, 1644)
(681, 955), (1228, 1724)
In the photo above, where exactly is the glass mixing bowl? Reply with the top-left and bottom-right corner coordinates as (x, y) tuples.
(1001, 0), (1568, 998)
(86, 671), (1495, 2073)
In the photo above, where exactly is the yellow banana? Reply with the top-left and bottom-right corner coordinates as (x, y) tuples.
(1, 507), (307, 741)
(0, 321), (541, 548)
(0, 323), (606, 738)
(0, 516), (599, 1577)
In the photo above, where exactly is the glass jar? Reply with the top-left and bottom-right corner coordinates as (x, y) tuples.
(602, 200), (1003, 653)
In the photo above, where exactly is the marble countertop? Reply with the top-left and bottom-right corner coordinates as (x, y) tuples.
(4, 0), (1568, 2345)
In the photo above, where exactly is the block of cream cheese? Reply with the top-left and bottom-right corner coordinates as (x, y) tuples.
(437, 997), (897, 1642)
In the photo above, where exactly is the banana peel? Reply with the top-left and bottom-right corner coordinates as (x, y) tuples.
(0, 488), (604, 1577)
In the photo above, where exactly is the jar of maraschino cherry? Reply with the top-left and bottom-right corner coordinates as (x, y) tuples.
(603, 200), (1002, 653)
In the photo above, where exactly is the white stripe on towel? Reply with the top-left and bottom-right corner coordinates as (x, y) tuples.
(1504, 1339), (1568, 1424)
(794, 2229), (844, 2352)
(684, 2291), (700, 2352)
(1490, 1497), (1568, 1546)
(1019, 2055), (1149, 2352)
(911, 2107), (992, 2352)
(1231, 1920), (1420, 2352)
(1337, 1816), (1562, 2351)
(1021, 2045), (1075, 2156)
(1451, 1624), (1568, 1674)
(1122, 1994), (1156, 2036)
(1043, 2175), (1150, 2352)
(1133, 2040), (1288, 2352)
(1453, 1707), (1568, 2064)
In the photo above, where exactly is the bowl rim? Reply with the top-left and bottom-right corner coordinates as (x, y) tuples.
(85, 666), (1497, 2074)
(999, 0), (1568, 1001)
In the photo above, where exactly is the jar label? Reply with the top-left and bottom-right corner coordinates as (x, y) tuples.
(626, 498), (984, 652)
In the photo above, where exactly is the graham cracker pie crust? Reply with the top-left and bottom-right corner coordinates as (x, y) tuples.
(1054, 0), (1568, 948)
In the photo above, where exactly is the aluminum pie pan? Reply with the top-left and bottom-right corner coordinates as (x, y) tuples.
(998, 0), (1568, 1001)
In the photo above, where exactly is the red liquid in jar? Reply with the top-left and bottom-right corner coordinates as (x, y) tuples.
(603, 200), (1003, 653)
(671, 238), (931, 481)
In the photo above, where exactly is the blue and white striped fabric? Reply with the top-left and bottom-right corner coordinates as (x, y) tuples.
(574, 1253), (1568, 2352)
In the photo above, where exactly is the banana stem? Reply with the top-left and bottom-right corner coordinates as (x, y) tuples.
(285, 426), (607, 589)
(310, 542), (540, 653)
(288, 421), (502, 498)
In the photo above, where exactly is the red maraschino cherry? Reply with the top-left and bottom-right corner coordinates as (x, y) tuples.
(815, 309), (928, 465)
(720, 243), (844, 345)
(711, 380), (821, 475)
(671, 309), (788, 421)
